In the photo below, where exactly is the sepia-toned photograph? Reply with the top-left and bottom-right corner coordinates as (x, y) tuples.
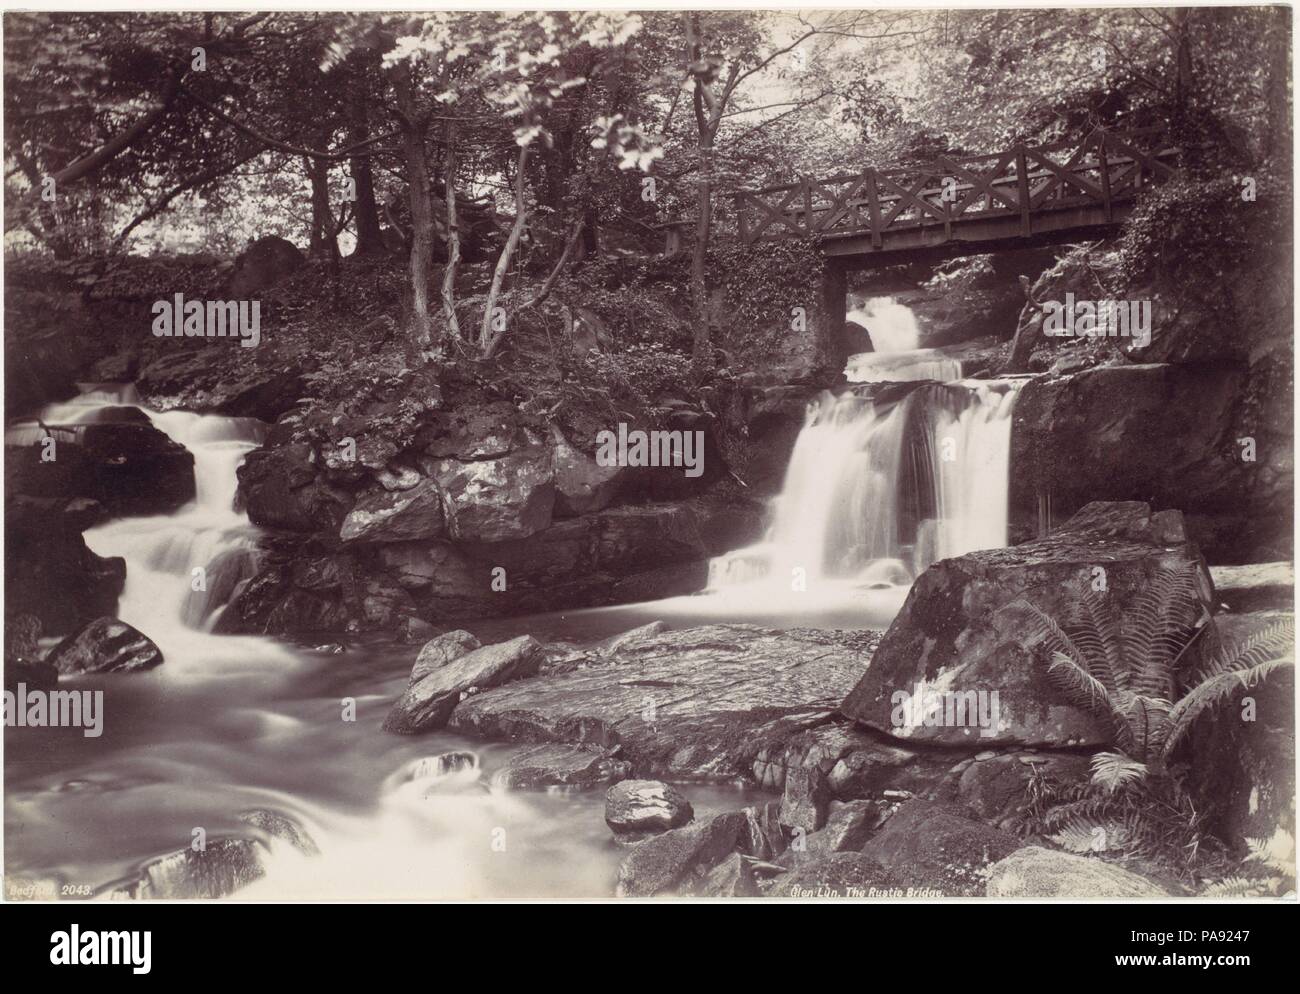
(1, 1), (1294, 917)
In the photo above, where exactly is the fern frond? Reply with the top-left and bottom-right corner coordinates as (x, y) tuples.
(1125, 566), (1202, 698)
(1193, 618), (1295, 683)
(1201, 877), (1283, 898)
(1163, 656), (1295, 760)
(1070, 589), (1127, 695)
(1049, 817), (1132, 854)
(1090, 751), (1149, 794)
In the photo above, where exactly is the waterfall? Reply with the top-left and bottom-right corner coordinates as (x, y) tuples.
(18, 384), (291, 675)
(709, 377), (1023, 595)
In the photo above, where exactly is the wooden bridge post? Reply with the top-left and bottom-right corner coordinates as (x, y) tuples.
(802, 175), (813, 235)
(864, 169), (883, 248)
(1015, 145), (1031, 236)
(734, 194), (750, 244)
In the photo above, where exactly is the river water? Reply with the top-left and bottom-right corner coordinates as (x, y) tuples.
(4, 344), (1017, 898)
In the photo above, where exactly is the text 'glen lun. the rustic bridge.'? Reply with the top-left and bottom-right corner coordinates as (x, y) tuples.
(722, 126), (1180, 266)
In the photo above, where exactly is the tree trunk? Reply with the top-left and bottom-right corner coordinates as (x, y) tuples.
(481, 146), (530, 358)
(440, 118), (462, 343)
(350, 152), (384, 255)
(690, 145), (713, 368)
(306, 154), (334, 259)
(389, 68), (434, 355)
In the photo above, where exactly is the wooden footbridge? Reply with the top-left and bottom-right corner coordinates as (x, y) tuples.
(723, 127), (1180, 265)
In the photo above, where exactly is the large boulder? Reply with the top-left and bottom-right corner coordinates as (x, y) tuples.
(4, 497), (125, 636)
(226, 235), (305, 298)
(428, 447), (556, 542)
(449, 625), (870, 781)
(46, 617), (164, 675)
(550, 425), (625, 516)
(408, 630), (480, 685)
(1186, 610), (1296, 852)
(237, 443), (352, 533)
(985, 846), (1171, 898)
(605, 780), (694, 840)
(615, 811), (748, 897)
(135, 349), (304, 421)
(339, 479), (444, 543)
(840, 501), (1214, 748)
(856, 799), (1023, 897)
(6, 419), (195, 516)
(1011, 363), (1291, 563)
(382, 635), (545, 734)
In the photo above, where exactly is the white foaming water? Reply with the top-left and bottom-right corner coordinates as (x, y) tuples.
(709, 377), (1024, 596)
(845, 348), (964, 384)
(847, 296), (920, 352)
(23, 384), (293, 677)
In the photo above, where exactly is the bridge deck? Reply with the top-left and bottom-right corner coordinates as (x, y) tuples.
(724, 127), (1180, 264)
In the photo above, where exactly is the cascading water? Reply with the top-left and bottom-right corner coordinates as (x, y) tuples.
(5, 384), (756, 900)
(708, 377), (1024, 597)
(12, 384), (285, 673)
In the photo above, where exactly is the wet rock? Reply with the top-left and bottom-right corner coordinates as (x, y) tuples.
(741, 801), (789, 859)
(1211, 562), (1294, 613)
(4, 614), (57, 691)
(551, 424), (625, 516)
(693, 852), (761, 897)
(136, 348), (303, 421)
(840, 501), (1214, 748)
(108, 838), (267, 900)
(605, 779), (694, 839)
(1187, 610), (1296, 851)
(46, 617), (163, 675)
(419, 399), (529, 461)
(5, 500), (128, 637)
(449, 625), (868, 781)
(1011, 363), (1289, 563)
(376, 462), (422, 491)
(615, 810), (748, 897)
(985, 846), (1170, 898)
(944, 752), (1089, 828)
(409, 630), (481, 685)
(803, 800), (889, 855)
(237, 443), (352, 533)
(497, 744), (632, 789)
(598, 621), (669, 654)
(6, 420), (195, 516)
(780, 765), (832, 832)
(239, 808), (319, 856)
(339, 479), (444, 543)
(403, 752), (479, 780)
(429, 446), (556, 542)
(858, 799), (1023, 897)
(383, 635), (545, 734)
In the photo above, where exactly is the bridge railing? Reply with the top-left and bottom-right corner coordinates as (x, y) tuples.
(725, 127), (1180, 248)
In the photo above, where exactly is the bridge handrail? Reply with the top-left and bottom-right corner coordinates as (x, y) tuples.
(721, 126), (1180, 247)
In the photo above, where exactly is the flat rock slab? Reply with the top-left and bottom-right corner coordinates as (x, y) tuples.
(384, 635), (544, 734)
(447, 625), (871, 781)
(495, 744), (631, 790)
(1210, 562), (1294, 612)
(985, 846), (1171, 898)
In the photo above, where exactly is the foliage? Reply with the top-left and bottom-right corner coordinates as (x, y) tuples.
(1017, 569), (1292, 775)
(1011, 568), (1294, 880)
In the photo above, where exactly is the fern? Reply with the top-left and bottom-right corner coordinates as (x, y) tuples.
(1090, 751), (1149, 793)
